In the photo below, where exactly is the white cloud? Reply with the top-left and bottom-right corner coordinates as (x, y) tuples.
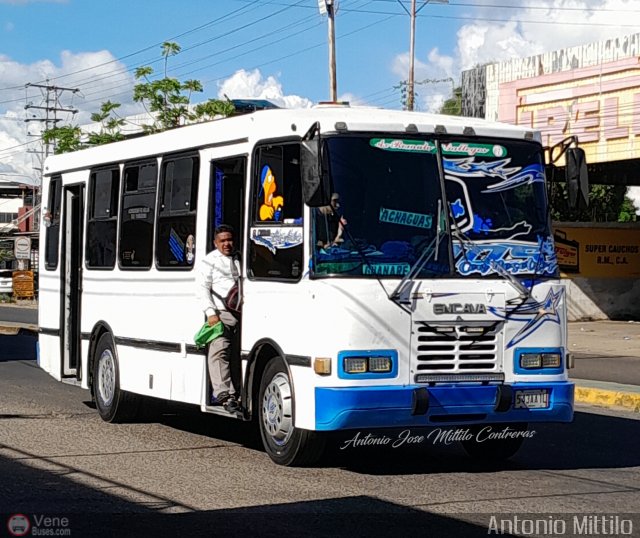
(216, 69), (312, 109)
(0, 50), (139, 178)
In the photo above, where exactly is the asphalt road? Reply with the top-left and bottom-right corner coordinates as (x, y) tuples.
(1, 358), (639, 538)
(569, 321), (640, 386)
(0, 304), (37, 326)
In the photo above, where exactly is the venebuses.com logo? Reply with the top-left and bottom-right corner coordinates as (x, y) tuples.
(7, 514), (30, 537)
(6, 513), (71, 536)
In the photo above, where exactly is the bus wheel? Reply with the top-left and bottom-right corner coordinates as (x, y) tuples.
(461, 423), (528, 462)
(93, 333), (140, 423)
(258, 359), (325, 466)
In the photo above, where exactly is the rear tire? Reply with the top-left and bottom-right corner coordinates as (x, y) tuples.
(461, 423), (527, 461)
(258, 358), (325, 466)
(93, 333), (141, 423)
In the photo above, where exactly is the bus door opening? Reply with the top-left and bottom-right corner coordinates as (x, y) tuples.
(61, 184), (84, 380)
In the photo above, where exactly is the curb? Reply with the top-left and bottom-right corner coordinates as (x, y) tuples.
(574, 384), (640, 413)
(0, 322), (38, 335)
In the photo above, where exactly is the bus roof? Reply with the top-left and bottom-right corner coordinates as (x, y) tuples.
(43, 104), (541, 176)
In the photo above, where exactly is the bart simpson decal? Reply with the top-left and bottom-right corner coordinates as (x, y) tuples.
(259, 165), (284, 221)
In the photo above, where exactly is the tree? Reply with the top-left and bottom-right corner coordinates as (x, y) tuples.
(549, 182), (637, 222)
(42, 125), (83, 154)
(439, 86), (462, 116)
(87, 101), (125, 146)
(133, 41), (233, 132)
(42, 41), (234, 152)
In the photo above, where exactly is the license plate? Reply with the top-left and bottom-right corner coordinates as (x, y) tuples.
(514, 389), (549, 409)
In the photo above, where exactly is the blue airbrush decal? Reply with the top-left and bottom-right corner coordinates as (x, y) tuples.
(489, 288), (564, 348)
(451, 199), (466, 218)
(454, 235), (558, 277)
(443, 158), (545, 194)
(250, 227), (303, 254)
(483, 163), (545, 193)
(443, 157), (518, 178)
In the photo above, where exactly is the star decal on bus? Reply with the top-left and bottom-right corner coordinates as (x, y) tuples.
(489, 288), (563, 348)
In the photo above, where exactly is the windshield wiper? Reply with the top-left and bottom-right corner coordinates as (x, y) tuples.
(390, 200), (445, 305)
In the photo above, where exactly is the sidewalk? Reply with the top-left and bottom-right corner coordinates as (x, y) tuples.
(569, 321), (640, 414)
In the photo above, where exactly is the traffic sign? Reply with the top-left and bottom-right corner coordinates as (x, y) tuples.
(14, 237), (31, 260)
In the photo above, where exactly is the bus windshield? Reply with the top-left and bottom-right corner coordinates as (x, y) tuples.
(312, 135), (556, 279)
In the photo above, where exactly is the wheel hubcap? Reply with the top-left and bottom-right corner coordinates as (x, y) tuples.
(97, 349), (115, 406)
(262, 372), (293, 446)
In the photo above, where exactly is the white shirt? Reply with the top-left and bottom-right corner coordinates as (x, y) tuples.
(196, 249), (240, 317)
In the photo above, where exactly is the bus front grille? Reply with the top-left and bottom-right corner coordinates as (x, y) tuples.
(413, 323), (500, 373)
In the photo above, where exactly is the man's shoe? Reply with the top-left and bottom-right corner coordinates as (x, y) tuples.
(212, 391), (230, 406)
(223, 396), (239, 413)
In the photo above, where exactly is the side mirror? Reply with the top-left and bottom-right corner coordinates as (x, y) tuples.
(565, 147), (589, 210)
(300, 122), (331, 207)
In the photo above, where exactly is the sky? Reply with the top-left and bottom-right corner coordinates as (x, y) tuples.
(1, 0), (640, 210)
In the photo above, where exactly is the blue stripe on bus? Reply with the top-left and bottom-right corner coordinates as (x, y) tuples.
(314, 382), (574, 431)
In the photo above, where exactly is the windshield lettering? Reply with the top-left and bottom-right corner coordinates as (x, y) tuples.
(379, 208), (433, 229)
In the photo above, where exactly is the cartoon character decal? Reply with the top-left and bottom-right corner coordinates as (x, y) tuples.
(259, 165), (284, 221)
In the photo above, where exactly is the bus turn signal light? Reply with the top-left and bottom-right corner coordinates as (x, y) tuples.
(314, 357), (332, 375)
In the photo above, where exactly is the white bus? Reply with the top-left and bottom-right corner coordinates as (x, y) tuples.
(38, 104), (587, 466)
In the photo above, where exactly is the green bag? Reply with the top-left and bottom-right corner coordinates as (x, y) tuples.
(194, 321), (224, 348)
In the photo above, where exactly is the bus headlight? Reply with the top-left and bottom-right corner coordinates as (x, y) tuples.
(520, 353), (542, 369)
(343, 357), (368, 374)
(338, 350), (398, 378)
(516, 349), (563, 372)
(368, 356), (392, 373)
(541, 353), (561, 368)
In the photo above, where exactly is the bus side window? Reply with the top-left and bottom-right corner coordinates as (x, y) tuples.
(119, 161), (158, 269)
(248, 144), (303, 281)
(207, 157), (246, 254)
(86, 167), (119, 269)
(45, 176), (62, 270)
(156, 154), (199, 269)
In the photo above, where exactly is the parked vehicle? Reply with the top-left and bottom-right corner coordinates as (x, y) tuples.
(0, 269), (12, 295)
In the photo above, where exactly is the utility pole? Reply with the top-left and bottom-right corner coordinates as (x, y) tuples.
(319, 0), (338, 101)
(397, 0), (449, 111)
(24, 81), (79, 232)
(25, 82), (79, 163)
(408, 0), (416, 111)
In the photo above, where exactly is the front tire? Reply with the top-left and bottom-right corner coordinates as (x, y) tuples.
(93, 333), (141, 423)
(258, 358), (325, 466)
(461, 423), (527, 461)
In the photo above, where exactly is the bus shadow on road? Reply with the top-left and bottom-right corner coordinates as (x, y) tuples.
(0, 449), (508, 537)
(320, 410), (640, 475)
(143, 401), (640, 476)
(0, 332), (37, 362)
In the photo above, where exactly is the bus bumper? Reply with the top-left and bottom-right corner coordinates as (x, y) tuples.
(314, 382), (574, 431)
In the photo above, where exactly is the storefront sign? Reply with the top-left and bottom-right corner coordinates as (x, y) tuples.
(553, 226), (640, 278)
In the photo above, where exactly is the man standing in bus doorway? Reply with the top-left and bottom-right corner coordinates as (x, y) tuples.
(196, 224), (241, 413)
